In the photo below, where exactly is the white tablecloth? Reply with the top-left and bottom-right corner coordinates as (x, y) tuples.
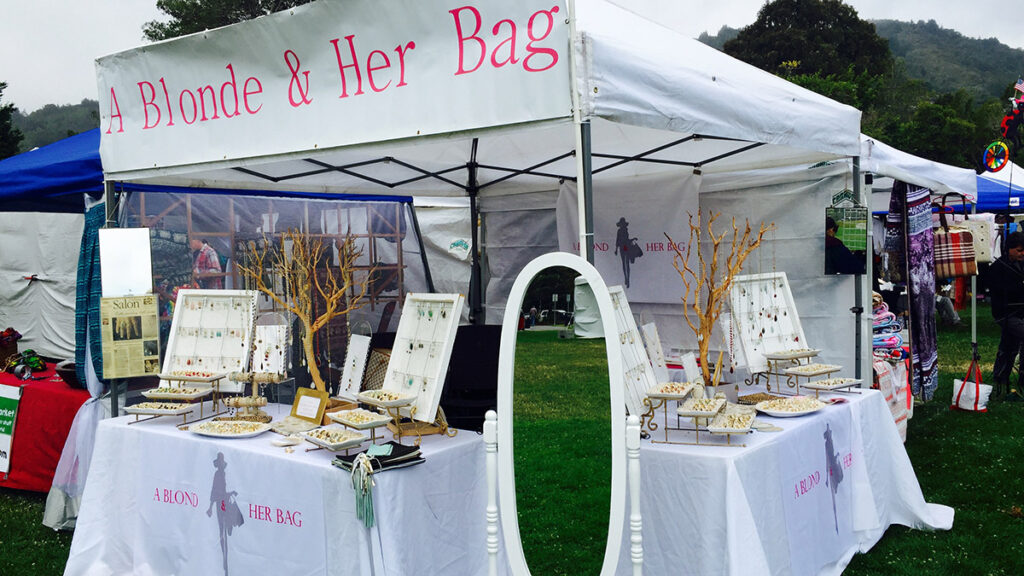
(616, 388), (953, 576)
(64, 403), (494, 576)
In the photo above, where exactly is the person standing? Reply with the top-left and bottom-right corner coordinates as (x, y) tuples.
(988, 231), (1024, 400)
(191, 238), (224, 289)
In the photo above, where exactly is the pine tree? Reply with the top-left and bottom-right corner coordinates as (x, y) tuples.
(0, 82), (23, 160)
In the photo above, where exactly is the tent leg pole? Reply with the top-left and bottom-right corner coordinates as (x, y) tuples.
(468, 140), (484, 324)
(575, 121), (595, 263)
(853, 157), (864, 380)
(408, 204), (435, 293)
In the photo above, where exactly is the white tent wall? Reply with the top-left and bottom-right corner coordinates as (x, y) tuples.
(0, 212), (82, 359)
(409, 197), (473, 323)
(480, 190), (560, 323)
(699, 162), (863, 380)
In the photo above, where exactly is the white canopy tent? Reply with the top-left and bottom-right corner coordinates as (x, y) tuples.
(93, 0), (861, 363)
(865, 135), (978, 214)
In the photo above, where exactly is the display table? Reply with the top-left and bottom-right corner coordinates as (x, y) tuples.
(0, 363), (90, 492)
(616, 388), (952, 576)
(65, 403), (496, 576)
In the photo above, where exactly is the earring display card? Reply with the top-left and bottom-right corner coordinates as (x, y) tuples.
(639, 322), (670, 384)
(728, 272), (807, 375)
(337, 334), (372, 401)
(161, 289), (258, 393)
(609, 286), (659, 417)
(383, 293), (464, 423)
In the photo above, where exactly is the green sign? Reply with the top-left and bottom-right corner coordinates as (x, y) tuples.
(0, 396), (17, 435)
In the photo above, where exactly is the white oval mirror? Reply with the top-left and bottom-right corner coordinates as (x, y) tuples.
(496, 252), (626, 575)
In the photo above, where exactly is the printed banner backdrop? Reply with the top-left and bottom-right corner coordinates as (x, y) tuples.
(134, 432), (325, 576)
(0, 385), (20, 475)
(96, 0), (571, 175)
(779, 406), (858, 576)
(556, 171), (701, 304)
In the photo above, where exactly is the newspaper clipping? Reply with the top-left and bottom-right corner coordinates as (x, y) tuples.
(101, 295), (161, 378)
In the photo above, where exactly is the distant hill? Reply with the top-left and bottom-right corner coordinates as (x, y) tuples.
(873, 19), (1024, 103)
(697, 26), (740, 51)
(700, 19), (1024, 104)
(12, 99), (100, 152)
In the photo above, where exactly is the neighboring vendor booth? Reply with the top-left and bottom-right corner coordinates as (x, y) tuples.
(63, 1), (951, 574)
(0, 131), (97, 495)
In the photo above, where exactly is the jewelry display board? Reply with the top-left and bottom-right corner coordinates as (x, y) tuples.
(161, 289), (258, 394)
(609, 287), (659, 417)
(639, 322), (670, 384)
(337, 334), (372, 401)
(383, 293), (464, 423)
(728, 273), (807, 375)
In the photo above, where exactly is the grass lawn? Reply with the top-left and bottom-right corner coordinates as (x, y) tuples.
(4, 305), (1024, 575)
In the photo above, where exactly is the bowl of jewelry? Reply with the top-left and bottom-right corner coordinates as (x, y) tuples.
(301, 426), (367, 451)
(676, 397), (726, 417)
(754, 396), (826, 418)
(646, 382), (694, 400)
(328, 408), (392, 429)
(358, 389), (416, 407)
(784, 363), (841, 377)
(707, 411), (756, 435)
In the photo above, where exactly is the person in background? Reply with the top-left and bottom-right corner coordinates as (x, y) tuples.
(988, 231), (1024, 400)
(825, 216), (862, 275)
(935, 282), (961, 327)
(191, 238), (223, 289)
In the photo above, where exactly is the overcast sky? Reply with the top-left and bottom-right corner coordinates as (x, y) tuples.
(1, 0), (1022, 113)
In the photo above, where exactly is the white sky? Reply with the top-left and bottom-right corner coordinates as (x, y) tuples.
(1, 0), (1022, 113)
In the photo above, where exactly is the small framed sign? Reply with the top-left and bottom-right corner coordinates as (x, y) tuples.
(291, 387), (329, 425)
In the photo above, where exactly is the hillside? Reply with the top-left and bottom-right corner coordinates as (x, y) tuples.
(700, 19), (1024, 104)
(12, 99), (99, 152)
(874, 19), (1024, 103)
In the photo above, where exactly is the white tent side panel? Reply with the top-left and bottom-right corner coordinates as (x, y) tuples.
(0, 212), (82, 359)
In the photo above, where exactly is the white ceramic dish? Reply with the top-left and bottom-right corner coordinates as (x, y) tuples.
(645, 382), (694, 401)
(707, 412), (755, 435)
(802, 378), (861, 391)
(142, 387), (213, 400)
(676, 397), (726, 417)
(328, 408), (391, 429)
(784, 363), (841, 377)
(189, 420), (272, 438)
(358, 389), (416, 408)
(124, 402), (195, 416)
(755, 397), (826, 418)
(763, 348), (821, 361)
(301, 427), (368, 451)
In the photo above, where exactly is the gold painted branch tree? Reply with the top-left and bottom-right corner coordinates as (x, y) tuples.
(666, 212), (773, 386)
(236, 229), (371, 392)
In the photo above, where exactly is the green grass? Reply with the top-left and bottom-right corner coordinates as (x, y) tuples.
(5, 309), (1024, 574)
(0, 488), (73, 575)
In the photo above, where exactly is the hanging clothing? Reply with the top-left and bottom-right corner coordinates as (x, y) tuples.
(885, 181), (939, 401)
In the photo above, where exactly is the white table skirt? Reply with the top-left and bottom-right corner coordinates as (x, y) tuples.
(617, 388), (953, 576)
(64, 403), (495, 576)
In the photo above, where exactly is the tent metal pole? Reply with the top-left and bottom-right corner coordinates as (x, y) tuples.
(971, 202), (977, 352)
(408, 203), (434, 293)
(468, 139), (484, 324)
(566, 0), (594, 263)
(853, 158), (864, 380)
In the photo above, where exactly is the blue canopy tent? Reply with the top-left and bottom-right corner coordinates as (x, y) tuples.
(0, 128), (102, 213)
(976, 162), (1024, 213)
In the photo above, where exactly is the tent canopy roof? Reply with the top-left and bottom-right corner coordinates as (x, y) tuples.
(975, 162), (1024, 212)
(96, 0), (860, 195)
(0, 128), (101, 212)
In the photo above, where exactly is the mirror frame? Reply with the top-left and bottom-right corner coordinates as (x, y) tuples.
(496, 252), (626, 575)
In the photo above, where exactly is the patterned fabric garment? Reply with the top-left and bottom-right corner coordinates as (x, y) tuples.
(75, 205), (106, 385)
(194, 243), (223, 289)
(885, 181), (938, 400)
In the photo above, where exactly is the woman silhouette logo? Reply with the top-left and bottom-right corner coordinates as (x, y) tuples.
(207, 452), (243, 575)
(614, 217), (642, 288)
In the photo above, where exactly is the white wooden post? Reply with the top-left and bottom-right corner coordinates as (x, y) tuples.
(485, 410), (499, 576)
(626, 414), (643, 575)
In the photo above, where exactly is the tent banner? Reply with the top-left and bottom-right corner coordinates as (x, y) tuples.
(557, 172), (701, 304)
(0, 384), (21, 475)
(97, 0), (571, 175)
